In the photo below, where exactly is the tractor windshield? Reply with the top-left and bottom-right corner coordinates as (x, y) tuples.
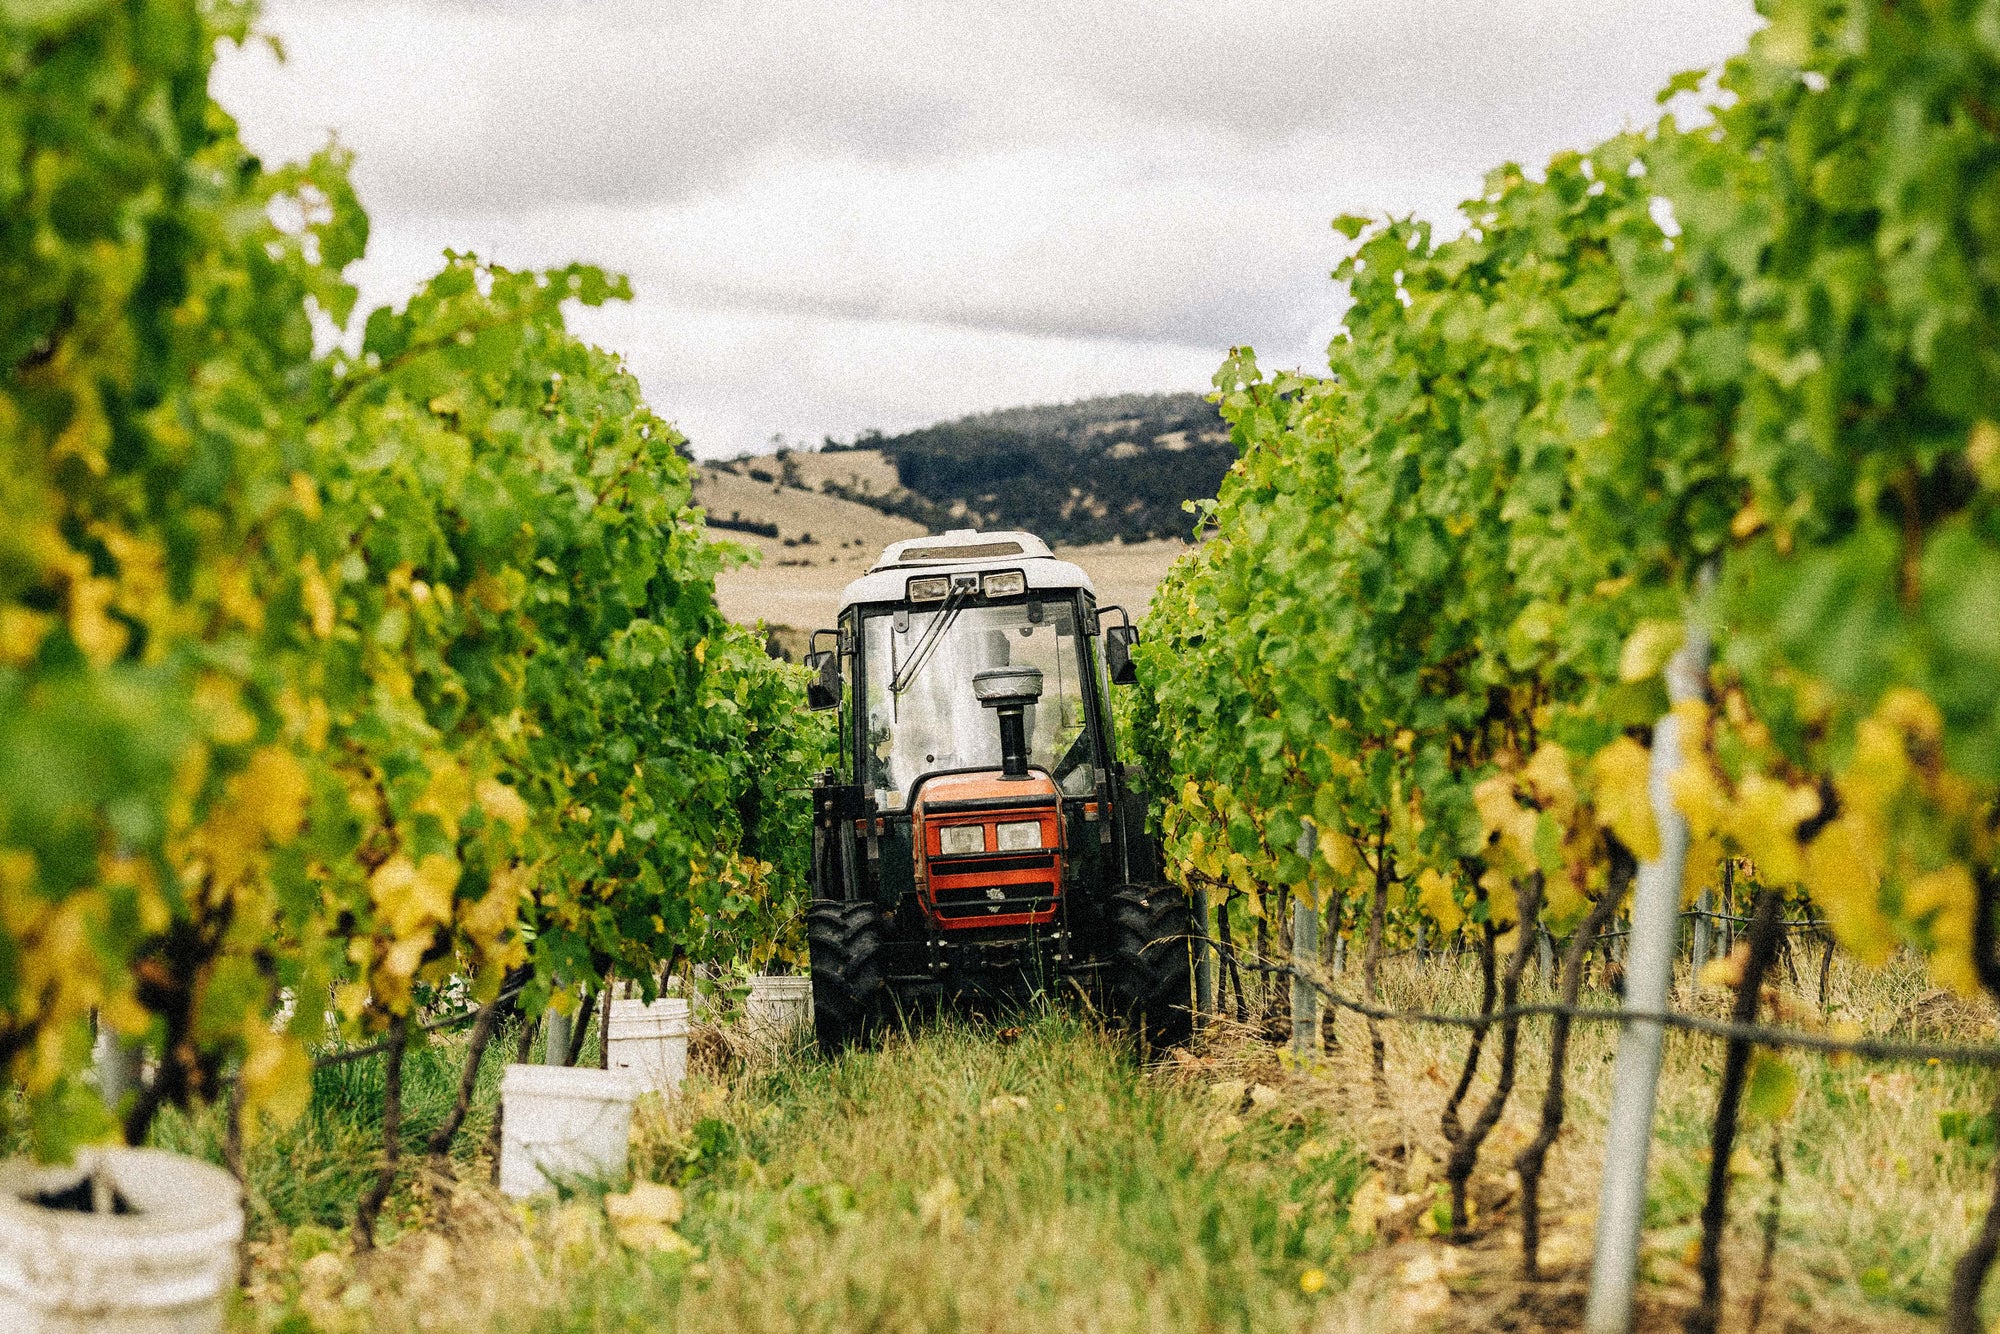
(862, 600), (1096, 809)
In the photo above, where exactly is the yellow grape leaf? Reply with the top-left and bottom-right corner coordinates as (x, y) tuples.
(1730, 496), (1768, 540)
(299, 557), (335, 638)
(1970, 420), (2000, 488)
(375, 934), (430, 1005)
(100, 988), (151, 1037)
(369, 853), (459, 941)
(1841, 714), (1912, 823)
(1321, 830), (1358, 877)
(68, 575), (129, 666)
(476, 777), (530, 834)
(289, 472), (323, 519)
(1906, 864), (1980, 997)
(1472, 773), (1536, 869)
(0, 607), (52, 666)
(1181, 781), (1204, 811)
(1802, 815), (1892, 965)
(461, 863), (529, 952)
(1591, 738), (1660, 862)
(239, 747), (311, 844)
(214, 560), (264, 632)
(1682, 831), (1726, 906)
(1542, 867), (1588, 930)
(1618, 619), (1684, 683)
(240, 1026), (312, 1134)
(1875, 686), (1943, 742)
(1728, 772), (1819, 885)
(1415, 867), (1462, 934)
(194, 675), (258, 747)
(1666, 755), (1729, 843)
(1481, 870), (1520, 928)
(1521, 744), (1576, 824)
(333, 982), (369, 1022)
(415, 757), (473, 840)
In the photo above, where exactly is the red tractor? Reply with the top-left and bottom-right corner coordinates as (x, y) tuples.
(801, 530), (1193, 1052)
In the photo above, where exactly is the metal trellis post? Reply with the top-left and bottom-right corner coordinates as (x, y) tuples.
(1585, 606), (1712, 1334)
(1193, 885), (1216, 1021)
(1292, 896), (1321, 1058)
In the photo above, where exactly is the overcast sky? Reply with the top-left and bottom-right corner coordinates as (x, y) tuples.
(214, 1), (1760, 459)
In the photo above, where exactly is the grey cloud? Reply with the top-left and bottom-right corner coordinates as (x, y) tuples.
(220, 0), (1755, 219)
(213, 0), (1762, 456)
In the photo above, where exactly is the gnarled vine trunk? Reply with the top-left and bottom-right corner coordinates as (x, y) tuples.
(1516, 852), (1631, 1278)
(1688, 885), (1784, 1334)
(354, 1013), (409, 1251)
(1445, 874), (1542, 1238)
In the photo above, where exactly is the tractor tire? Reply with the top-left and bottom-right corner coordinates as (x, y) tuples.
(1106, 885), (1195, 1051)
(808, 899), (889, 1055)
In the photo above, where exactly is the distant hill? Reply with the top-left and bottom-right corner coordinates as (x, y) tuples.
(808, 392), (1234, 545)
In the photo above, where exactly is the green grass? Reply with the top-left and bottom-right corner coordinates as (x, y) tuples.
(236, 1008), (1371, 1333)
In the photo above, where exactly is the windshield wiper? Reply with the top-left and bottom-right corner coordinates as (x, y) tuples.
(890, 587), (967, 695)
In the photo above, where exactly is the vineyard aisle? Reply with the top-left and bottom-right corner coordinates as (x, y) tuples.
(172, 949), (1971, 1334)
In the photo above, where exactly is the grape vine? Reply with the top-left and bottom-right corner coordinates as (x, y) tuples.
(1134, 0), (1999, 1316)
(1, 0), (825, 1161)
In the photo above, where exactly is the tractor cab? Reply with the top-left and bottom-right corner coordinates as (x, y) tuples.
(802, 531), (1188, 1052)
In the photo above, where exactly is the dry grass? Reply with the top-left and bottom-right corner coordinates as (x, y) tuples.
(1253, 943), (1998, 1331)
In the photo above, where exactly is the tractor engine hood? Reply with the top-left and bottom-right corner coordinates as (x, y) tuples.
(912, 771), (1064, 929)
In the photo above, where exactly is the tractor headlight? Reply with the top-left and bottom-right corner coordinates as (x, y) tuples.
(981, 570), (1026, 599)
(938, 824), (986, 856)
(996, 820), (1043, 851)
(907, 576), (951, 602)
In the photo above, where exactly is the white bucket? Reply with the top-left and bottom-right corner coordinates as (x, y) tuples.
(498, 1064), (639, 1199)
(745, 975), (813, 1048)
(606, 997), (690, 1096)
(0, 1146), (242, 1333)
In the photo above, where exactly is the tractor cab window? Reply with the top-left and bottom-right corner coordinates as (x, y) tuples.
(862, 599), (1095, 809)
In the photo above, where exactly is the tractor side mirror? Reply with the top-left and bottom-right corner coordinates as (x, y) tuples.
(1104, 624), (1140, 686)
(804, 650), (842, 711)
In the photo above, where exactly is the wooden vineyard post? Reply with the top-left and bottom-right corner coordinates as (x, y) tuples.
(1585, 602), (1711, 1334)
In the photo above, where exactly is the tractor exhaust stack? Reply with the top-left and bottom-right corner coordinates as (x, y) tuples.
(973, 667), (1043, 780)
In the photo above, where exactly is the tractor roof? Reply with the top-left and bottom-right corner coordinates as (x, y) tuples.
(839, 530), (1094, 611)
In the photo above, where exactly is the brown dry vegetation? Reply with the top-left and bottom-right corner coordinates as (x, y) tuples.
(1233, 944), (1998, 1332)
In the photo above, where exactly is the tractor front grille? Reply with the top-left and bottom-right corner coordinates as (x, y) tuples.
(931, 881), (1058, 920)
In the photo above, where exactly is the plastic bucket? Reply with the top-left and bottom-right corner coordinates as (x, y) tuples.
(745, 975), (813, 1047)
(606, 997), (690, 1096)
(498, 1064), (639, 1199)
(0, 1146), (242, 1333)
